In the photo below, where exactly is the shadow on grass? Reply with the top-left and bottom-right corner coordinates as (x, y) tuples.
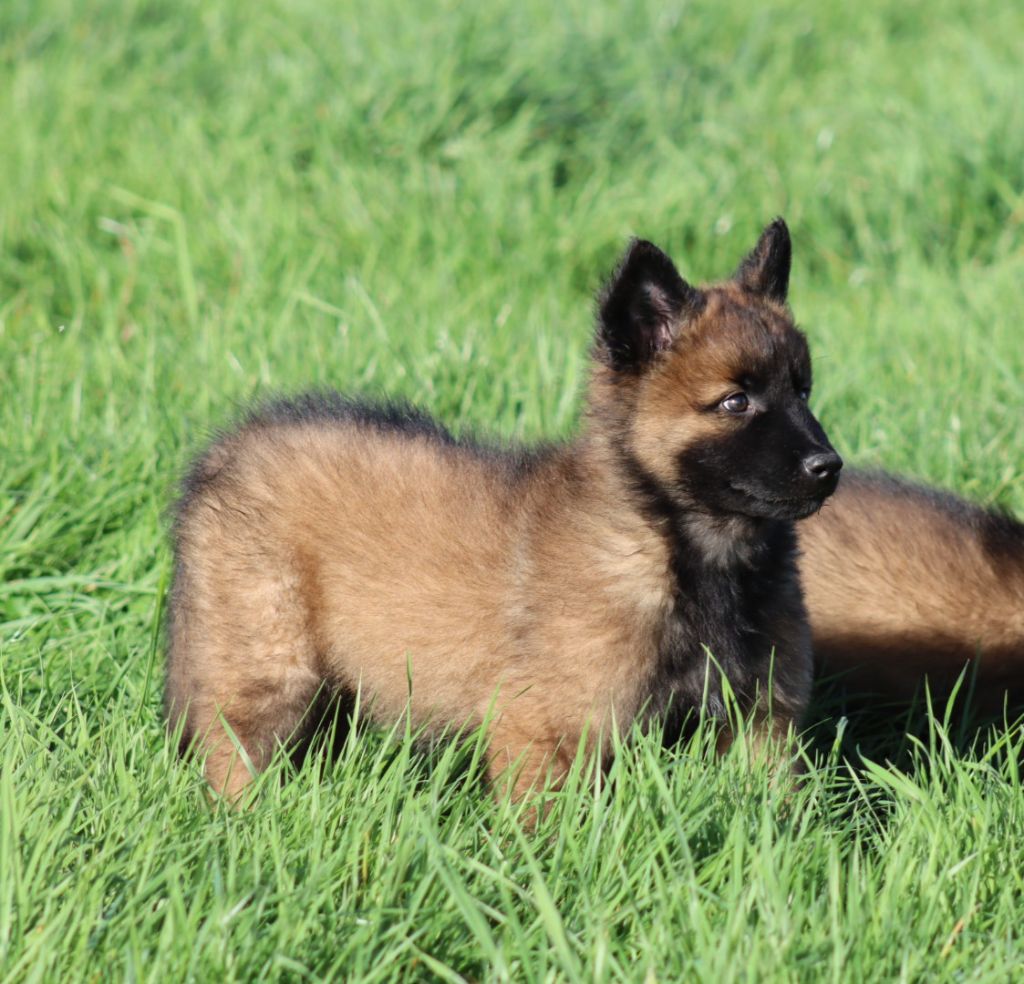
(804, 669), (1024, 771)
(265, 668), (1024, 848)
(795, 669), (1024, 841)
(281, 686), (495, 814)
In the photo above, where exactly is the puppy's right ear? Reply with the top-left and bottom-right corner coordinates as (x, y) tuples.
(734, 218), (791, 302)
(596, 239), (704, 373)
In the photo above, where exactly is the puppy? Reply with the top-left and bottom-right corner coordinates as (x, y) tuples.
(166, 219), (840, 802)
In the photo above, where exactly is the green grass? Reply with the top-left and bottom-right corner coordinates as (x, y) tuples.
(2, 0), (1023, 979)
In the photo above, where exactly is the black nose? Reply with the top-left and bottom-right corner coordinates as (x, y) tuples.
(801, 451), (843, 482)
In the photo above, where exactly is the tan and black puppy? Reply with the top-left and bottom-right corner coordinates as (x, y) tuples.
(166, 219), (842, 802)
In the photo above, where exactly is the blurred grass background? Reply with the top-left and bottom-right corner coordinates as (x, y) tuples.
(2, 0), (1023, 979)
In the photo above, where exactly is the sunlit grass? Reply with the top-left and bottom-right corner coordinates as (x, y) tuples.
(2, 0), (1023, 978)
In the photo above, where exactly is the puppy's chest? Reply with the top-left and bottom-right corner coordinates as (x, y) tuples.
(648, 532), (799, 727)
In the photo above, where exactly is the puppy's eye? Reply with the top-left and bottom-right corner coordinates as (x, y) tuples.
(721, 392), (749, 413)
(797, 386), (811, 401)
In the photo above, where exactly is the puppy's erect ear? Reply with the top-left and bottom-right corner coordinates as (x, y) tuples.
(734, 218), (791, 302)
(596, 239), (703, 372)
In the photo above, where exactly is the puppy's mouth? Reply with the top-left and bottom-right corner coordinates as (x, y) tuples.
(729, 484), (835, 521)
(777, 497), (829, 520)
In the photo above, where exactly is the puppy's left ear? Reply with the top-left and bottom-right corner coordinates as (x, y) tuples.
(596, 239), (703, 373)
(734, 218), (791, 302)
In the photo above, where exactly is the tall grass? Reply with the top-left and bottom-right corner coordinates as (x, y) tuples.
(1, 0), (1022, 979)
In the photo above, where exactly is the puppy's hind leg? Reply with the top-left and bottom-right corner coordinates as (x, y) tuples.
(201, 676), (327, 802)
(166, 568), (325, 802)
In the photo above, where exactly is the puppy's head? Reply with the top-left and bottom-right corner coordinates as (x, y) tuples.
(594, 219), (841, 521)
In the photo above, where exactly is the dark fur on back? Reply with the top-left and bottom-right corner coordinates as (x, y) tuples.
(246, 391), (460, 441)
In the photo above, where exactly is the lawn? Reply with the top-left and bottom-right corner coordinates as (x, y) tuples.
(2, 0), (1024, 979)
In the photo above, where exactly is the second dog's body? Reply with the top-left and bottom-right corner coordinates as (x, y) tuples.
(800, 470), (1024, 705)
